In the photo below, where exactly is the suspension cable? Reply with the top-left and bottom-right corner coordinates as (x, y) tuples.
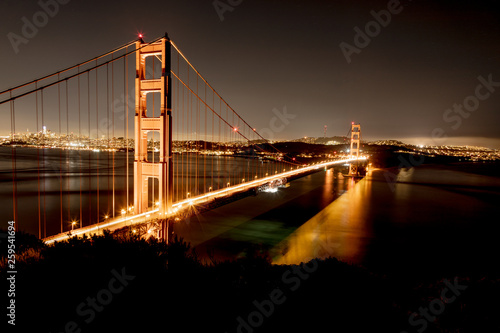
(1, 37), (164, 105)
(0, 39), (139, 96)
(170, 40), (291, 157)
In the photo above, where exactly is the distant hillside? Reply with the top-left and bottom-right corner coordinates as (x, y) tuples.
(288, 136), (348, 145)
(255, 141), (345, 155)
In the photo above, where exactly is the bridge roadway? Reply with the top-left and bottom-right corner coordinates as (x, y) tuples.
(43, 157), (366, 244)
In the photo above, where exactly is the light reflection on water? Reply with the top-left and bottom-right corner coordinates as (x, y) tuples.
(272, 175), (372, 265)
(176, 166), (352, 261)
(271, 166), (500, 273)
(0, 147), (286, 237)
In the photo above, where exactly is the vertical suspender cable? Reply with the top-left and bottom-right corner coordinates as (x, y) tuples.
(125, 47), (129, 211)
(88, 71), (91, 226)
(182, 64), (185, 200)
(36, 86), (41, 238)
(211, 89), (214, 192)
(66, 80), (70, 225)
(219, 98), (221, 189)
(58, 75), (63, 232)
(204, 82), (207, 194)
(152, 57), (155, 208)
(95, 60), (101, 223)
(10, 96), (18, 228)
(196, 75), (198, 195)
(107, 63), (110, 216)
(187, 61), (190, 198)
(41, 89), (46, 238)
(151, 57), (154, 208)
(176, 51), (179, 202)
(112, 59), (115, 217)
(78, 68), (82, 226)
(96, 61), (99, 224)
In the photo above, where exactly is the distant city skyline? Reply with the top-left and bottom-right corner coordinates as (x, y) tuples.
(6, 126), (500, 154)
(6, 123), (500, 150)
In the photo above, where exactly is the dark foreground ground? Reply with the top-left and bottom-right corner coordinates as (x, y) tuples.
(1, 231), (499, 333)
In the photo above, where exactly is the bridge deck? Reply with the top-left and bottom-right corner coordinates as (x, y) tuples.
(43, 157), (365, 244)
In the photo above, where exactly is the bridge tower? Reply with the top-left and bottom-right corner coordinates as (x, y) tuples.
(134, 34), (173, 227)
(348, 123), (361, 176)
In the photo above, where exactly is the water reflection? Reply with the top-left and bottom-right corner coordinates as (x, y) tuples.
(273, 177), (372, 265)
(273, 166), (500, 275)
(0, 147), (286, 236)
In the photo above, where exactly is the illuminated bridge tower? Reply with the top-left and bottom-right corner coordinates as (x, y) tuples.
(134, 34), (173, 221)
(348, 123), (361, 177)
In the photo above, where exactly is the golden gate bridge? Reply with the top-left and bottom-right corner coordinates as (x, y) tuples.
(0, 34), (366, 244)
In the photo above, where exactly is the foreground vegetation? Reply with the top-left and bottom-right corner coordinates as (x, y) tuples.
(1, 231), (499, 332)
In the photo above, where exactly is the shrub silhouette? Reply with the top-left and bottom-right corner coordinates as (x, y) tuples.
(4, 230), (500, 333)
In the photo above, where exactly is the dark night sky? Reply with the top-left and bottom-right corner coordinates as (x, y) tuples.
(1, 0), (499, 148)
